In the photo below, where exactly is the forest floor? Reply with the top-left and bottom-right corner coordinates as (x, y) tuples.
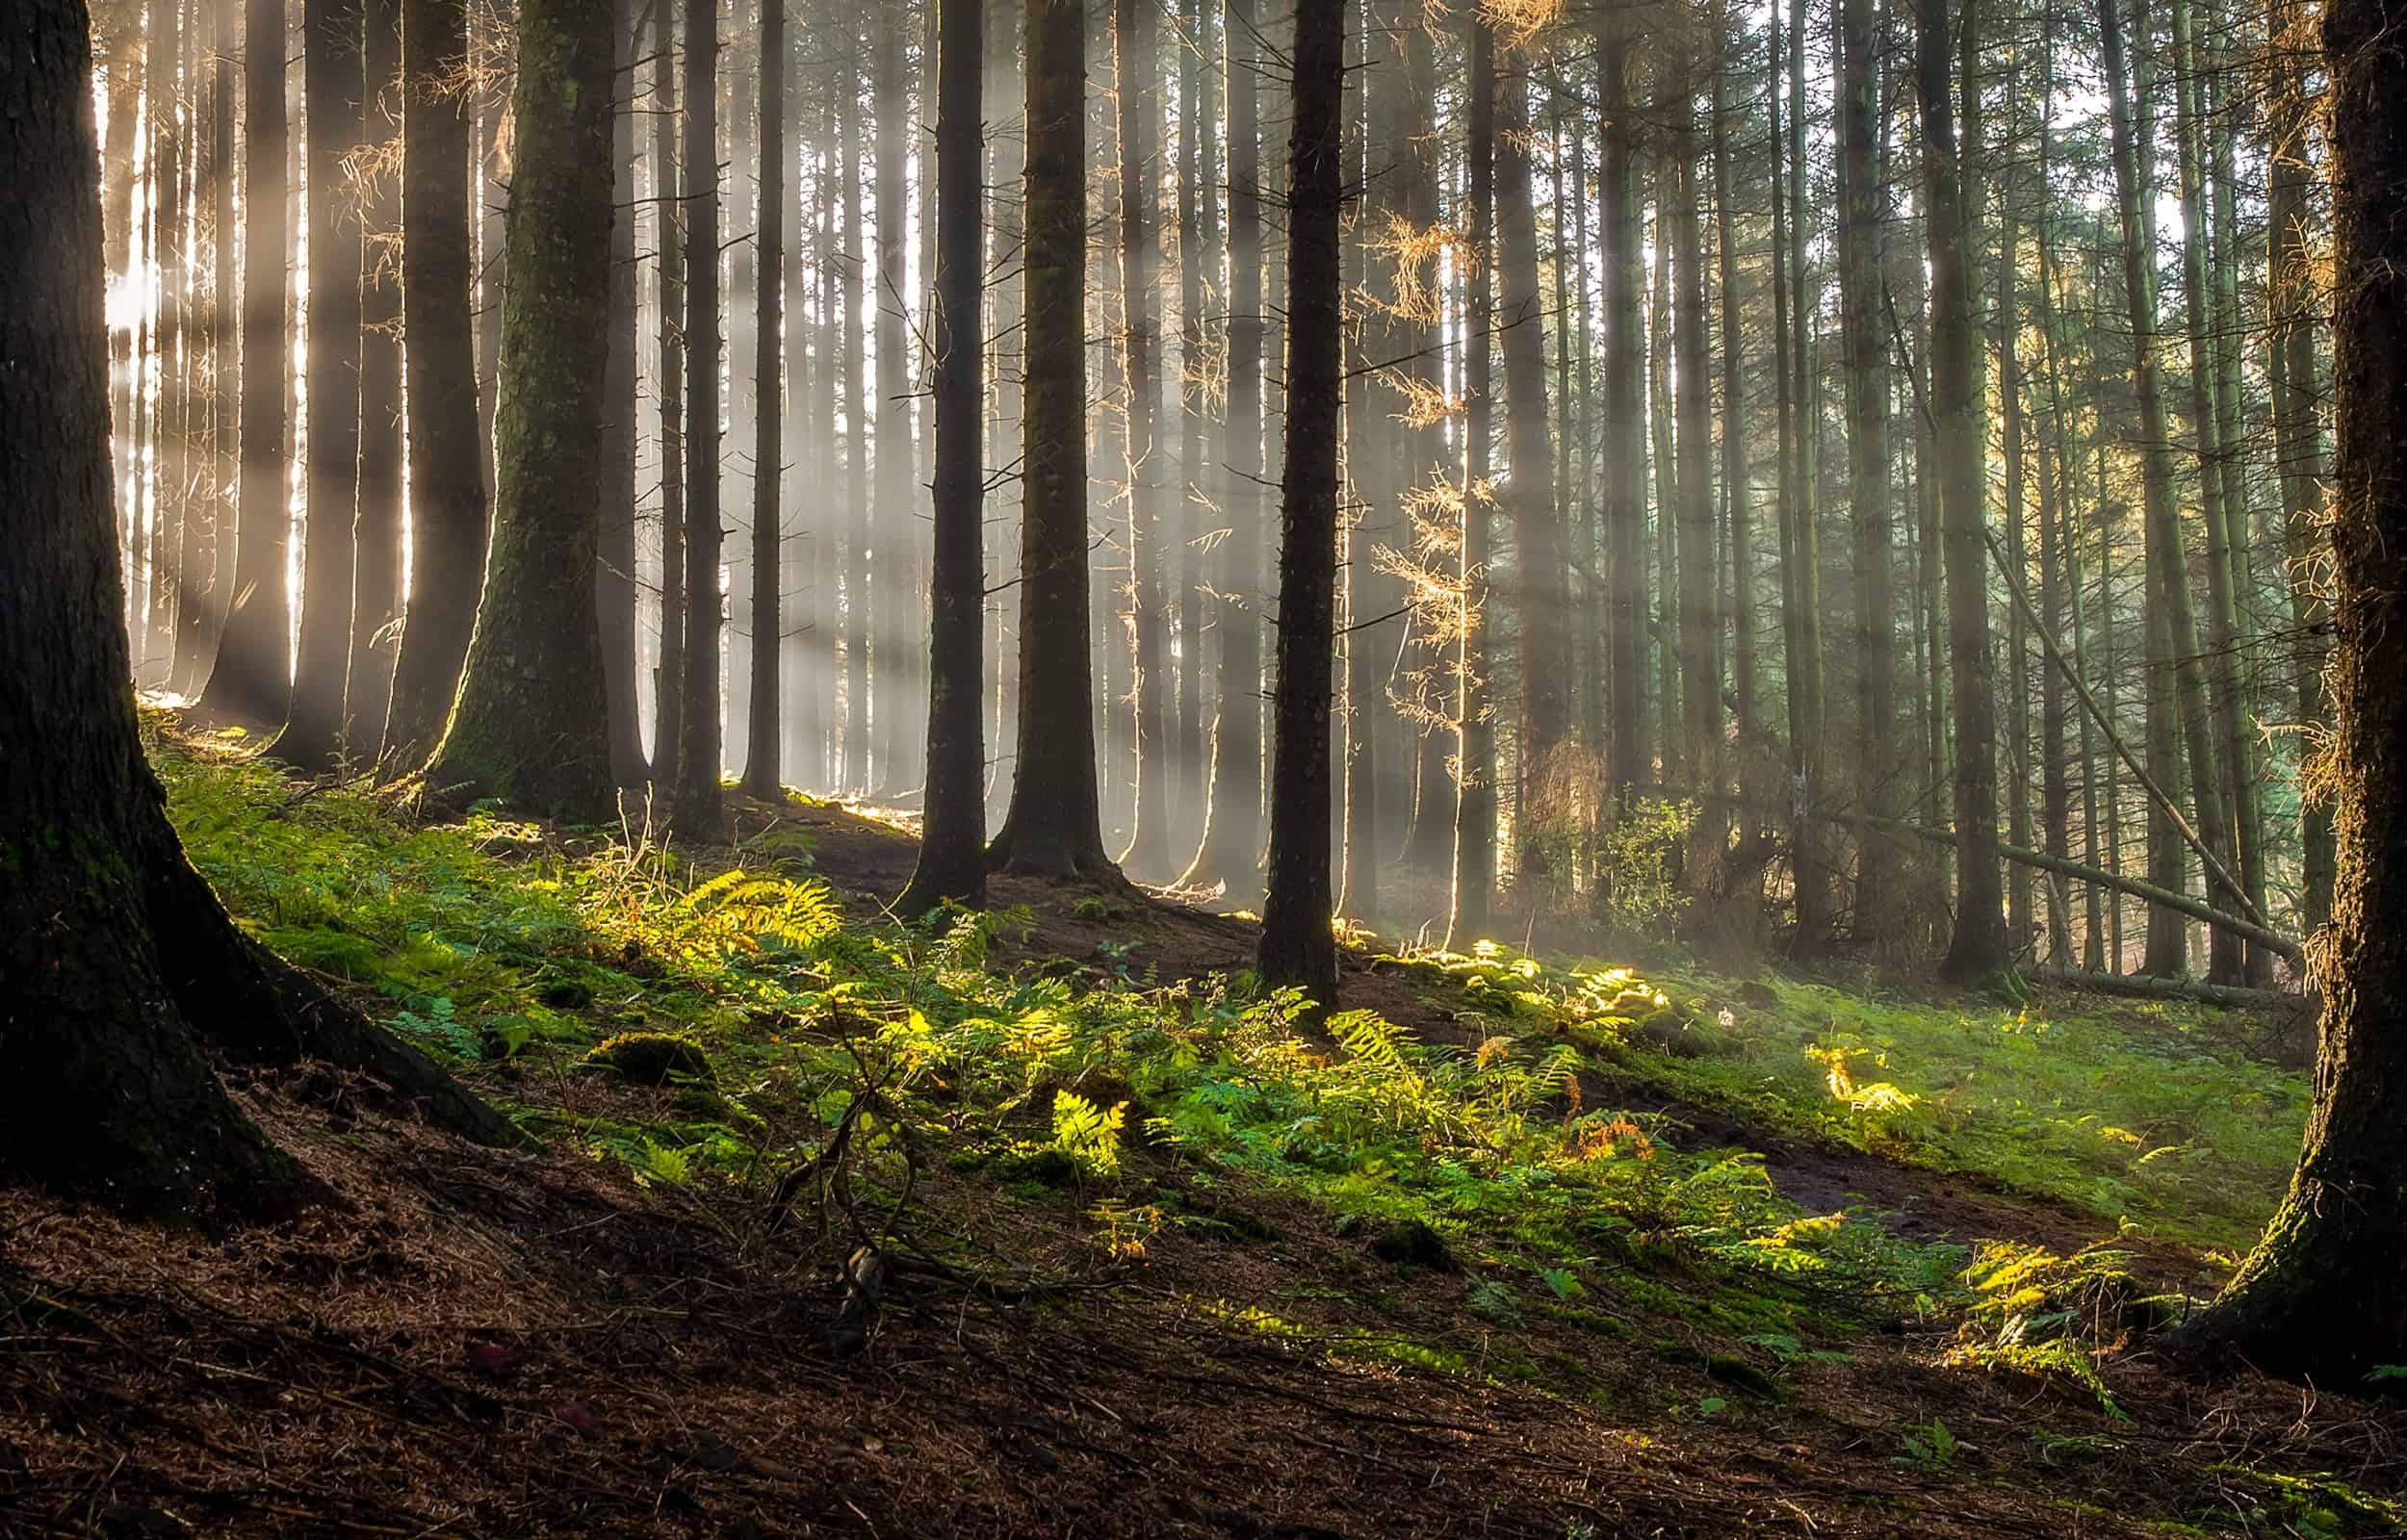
(3, 713), (2402, 1539)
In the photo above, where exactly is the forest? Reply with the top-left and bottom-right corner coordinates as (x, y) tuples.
(3, 0), (2406, 1526)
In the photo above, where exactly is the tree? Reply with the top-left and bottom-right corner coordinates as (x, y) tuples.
(349, 0), (405, 752)
(1117, 0), (1169, 875)
(2195, 0), (2407, 1374)
(899, 0), (989, 914)
(383, 0), (491, 769)
(279, 0), (368, 774)
(675, 0), (725, 826)
(986, 0), (1121, 883)
(0, 0), (511, 1212)
(1451, 6), (1496, 943)
(600, 0), (648, 786)
(206, 0), (294, 728)
(1187, 0), (1264, 901)
(741, 0), (786, 801)
(1494, 36), (1568, 869)
(1256, 0), (1343, 1004)
(419, 0), (619, 821)
(1920, 0), (2007, 983)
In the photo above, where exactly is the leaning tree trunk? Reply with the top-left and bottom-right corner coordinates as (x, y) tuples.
(2195, 0), (2407, 1375)
(1257, 0), (1343, 1006)
(1, 0), (514, 1214)
(384, 0), (491, 771)
(420, 0), (619, 822)
(898, 0), (989, 913)
(986, 0), (1121, 885)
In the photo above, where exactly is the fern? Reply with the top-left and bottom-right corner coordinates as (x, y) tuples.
(1050, 1091), (1128, 1178)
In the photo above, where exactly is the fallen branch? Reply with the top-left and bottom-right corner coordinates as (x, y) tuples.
(2023, 965), (2314, 1012)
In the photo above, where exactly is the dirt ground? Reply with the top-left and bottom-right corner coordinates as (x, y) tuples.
(4, 787), (2400, 1538)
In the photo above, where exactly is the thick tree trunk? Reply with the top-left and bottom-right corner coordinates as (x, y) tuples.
(987, 0), (1121, 885)
(280, 0), (368, 774)
(900, 0), (989, 913)
(1, 1), (512, 1215)
(1257, 0), (1343, 1005)
(384, 0), (491, 771)
(420, 0), (618, 822)
(2198, 0), (2407, 1373)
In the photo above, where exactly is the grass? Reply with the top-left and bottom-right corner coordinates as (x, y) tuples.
(1388, 941), (2306, 1256)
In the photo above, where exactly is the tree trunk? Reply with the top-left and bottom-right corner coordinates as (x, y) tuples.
(900, 0), (989, 912)
(2267, 0), (2334, 937)
(675, 0), (724, 826)
(1188, 0), (1264, 900)
(383, 0), (491, 770)
(420, 0), (618, 821)
(987, 0), (1120, 884)
(600, 0), (647, 786)
(1922, 0), (2008, 983)
(1450, 9), (1495, 943)
(1495, 44), (1567, 875)
(280, 0), (367, 774)
(651, 0), (686, 790)
(2197, 0), (2407, 1373)
(1115, 0), (1168, 876)
(210, 0), (294, 727)
(1, 0), (513, 1214)
(740, 0), (784, 801)
(1257, 0), (1343, 1002)
(349, 0), (404, 754)
(869, 10), (913, 794)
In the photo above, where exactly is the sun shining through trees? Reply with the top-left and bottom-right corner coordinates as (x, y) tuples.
(5, 0), (2407, 1527)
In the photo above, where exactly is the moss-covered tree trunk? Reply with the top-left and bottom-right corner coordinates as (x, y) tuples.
(1256, 0), (1343, 1006)
(383, 0), (491, 771)
(1, 1), (514, 1212)
(2196, 0), (2407, 1379)
(987, 0), (1122, 885)
(421, 0), (619, 822)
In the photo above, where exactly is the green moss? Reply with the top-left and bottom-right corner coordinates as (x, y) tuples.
(583, 1032), (714, 1086)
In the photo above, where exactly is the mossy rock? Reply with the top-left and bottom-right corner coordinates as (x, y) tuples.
(1367, 1219), (1455, 1271)
(991, 1145), (1080, 1188)
(582, 1031), (714, 1087)
(537, 975), (596, 1010)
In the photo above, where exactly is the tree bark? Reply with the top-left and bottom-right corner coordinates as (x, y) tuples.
(740, 0), (785, 801)
(2198, 0), (2407, 1373)
(900, 0), (989, 913)
(1922, 0), (2008, 983)
(675, 0), (724, 826)
(1258, 0), (1343, 1005)
(280, 0), (368, 774)
(420, 0), (618, 822)
(600, 0), (647, 786)
(383, 0), (490, 770)
(349, 0), (405, 754)
(987, 0), (1121, 885)
(1, 0), (512, 1215)
(1450, 8), (1496, 943)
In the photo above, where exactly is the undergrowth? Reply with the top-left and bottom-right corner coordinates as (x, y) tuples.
(149, 719), (2306, 1423)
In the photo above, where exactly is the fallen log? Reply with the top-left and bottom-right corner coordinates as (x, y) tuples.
(2023, 965), (2315, 1013)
